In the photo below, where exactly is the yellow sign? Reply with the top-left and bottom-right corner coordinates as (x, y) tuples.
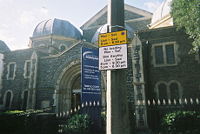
(98, 30), (127, 47)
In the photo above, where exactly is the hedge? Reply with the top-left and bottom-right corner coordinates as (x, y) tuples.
(0, 110), (58, 134)
(161, 111), (200, 134)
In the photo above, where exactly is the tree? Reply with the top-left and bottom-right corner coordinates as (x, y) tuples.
(171, 0), (200, 52)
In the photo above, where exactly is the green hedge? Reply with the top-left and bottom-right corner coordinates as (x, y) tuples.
(0, 110), (58, 134)
(161, 111), (200, 134)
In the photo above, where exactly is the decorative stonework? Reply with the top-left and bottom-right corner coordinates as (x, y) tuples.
(131, 35), (148, 129)
(54, 60), (81, 113)
(27, 51), (38, 109)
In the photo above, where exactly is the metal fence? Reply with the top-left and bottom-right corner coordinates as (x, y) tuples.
(55, 98), (200, 133)
(135, 98), (200, 133)
(56, 101), (103, 134)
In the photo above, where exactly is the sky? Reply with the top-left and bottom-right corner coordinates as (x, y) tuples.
(0, 0), (164, 50)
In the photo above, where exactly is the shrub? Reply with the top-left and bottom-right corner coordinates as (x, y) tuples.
(161, 111), (200, 134)
(0, 110), (58, 134)
(64, 114), (92, 133)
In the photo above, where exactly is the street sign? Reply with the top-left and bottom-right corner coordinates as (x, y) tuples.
(99, 44), (127, 70)
(98, 30), (127, 47)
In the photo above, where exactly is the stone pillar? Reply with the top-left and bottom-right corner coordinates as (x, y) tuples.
(131, 35), (148, 129)
(27, 51), (38, 109)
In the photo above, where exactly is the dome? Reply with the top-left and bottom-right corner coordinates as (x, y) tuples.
(151, 0), (172, 25)
(32, 18), (82, 40)
(0, 40), (10, 53)
(91, 24), (134, 43)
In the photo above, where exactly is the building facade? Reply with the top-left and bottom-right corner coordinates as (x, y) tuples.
(0, 0), (199, 130)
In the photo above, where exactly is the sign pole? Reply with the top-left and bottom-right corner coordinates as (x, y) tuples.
(106, 0), (130, 134)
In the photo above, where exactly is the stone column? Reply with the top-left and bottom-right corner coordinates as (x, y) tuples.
(131, 35), (148, 129)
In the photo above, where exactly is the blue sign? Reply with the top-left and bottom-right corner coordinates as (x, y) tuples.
(81, 47), (101, 103)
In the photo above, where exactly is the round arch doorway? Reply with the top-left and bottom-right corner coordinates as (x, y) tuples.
(55, 61), (81, 113)
(54, 60), (106, 113)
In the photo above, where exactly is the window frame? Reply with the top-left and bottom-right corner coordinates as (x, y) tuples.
(23, 60), (31, 79)
(152, 42), (178, 67)
(155, 80), (183, 100)
(7, 62), (17, 80)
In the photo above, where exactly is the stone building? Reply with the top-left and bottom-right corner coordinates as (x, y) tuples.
(0, 0), (199, 131)
(0, 4), (152, 113)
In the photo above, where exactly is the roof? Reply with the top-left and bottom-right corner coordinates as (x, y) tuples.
(81, 4), (152, 30)
(32, 18), (82, 40)
(150, 0), (172, 25)
(0, 40), (10, 53)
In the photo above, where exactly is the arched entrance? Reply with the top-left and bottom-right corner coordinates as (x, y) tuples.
(54, 60), (107, 113)
(55, 60), (81, 113)
(71, 75), (81, 109)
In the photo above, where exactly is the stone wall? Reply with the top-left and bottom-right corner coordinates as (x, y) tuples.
(139, 26), (200, 99)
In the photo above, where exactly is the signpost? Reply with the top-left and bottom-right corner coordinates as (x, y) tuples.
(99, 30), (128, 70)
(99, 44), (127, 70)
(104, 0), (130, 134)
(99, 30), (127, 47)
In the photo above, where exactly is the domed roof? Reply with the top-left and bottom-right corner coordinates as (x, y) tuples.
(151, 0), (172, 25)
(91, 24), (134, 43)
(32, 18), (82, 40)
(0, 40), (10, 53)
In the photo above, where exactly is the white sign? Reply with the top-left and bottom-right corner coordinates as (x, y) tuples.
(99, 44), (127, 70)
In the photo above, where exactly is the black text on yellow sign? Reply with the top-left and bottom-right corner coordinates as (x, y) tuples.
(98, 30), (127, 47)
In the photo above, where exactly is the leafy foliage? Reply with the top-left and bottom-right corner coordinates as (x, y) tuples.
(171, 0), (200, 52)
(161, 111), (200, 134)
(64, 114), (92, 133)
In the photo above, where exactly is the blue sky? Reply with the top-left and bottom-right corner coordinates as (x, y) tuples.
(0, 0), (164, 50)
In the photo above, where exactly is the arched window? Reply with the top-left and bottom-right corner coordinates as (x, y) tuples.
(4, 91), (13, 109)
(22, 91), (28, 110)
(24, 61), (31, 78)
(71, 75), (81, 108)
(158, 83), (168, 100)
(155, 80), (182, 101)
(169, 82), (179, 100)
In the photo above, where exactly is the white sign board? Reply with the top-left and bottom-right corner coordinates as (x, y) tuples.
(99, 44), (127, 70)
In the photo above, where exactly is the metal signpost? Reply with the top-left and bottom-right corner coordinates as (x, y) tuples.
(98, 0), (130, 134)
